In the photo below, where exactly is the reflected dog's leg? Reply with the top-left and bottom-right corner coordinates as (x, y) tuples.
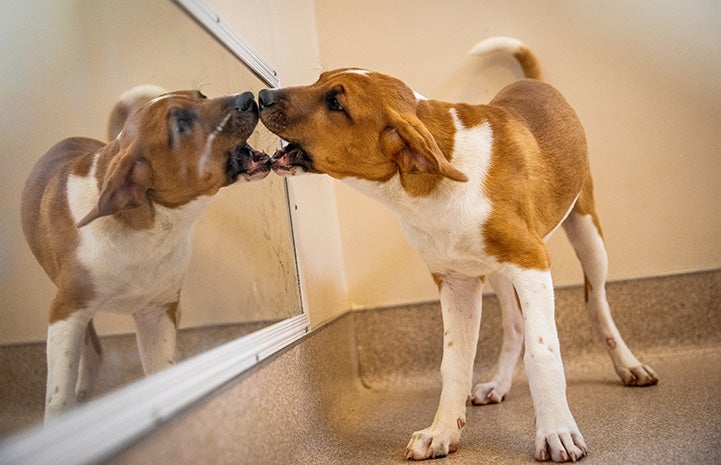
(133, 302), (179, 375)
(75, 319), (102, 402)
(45, 309), (91, 421)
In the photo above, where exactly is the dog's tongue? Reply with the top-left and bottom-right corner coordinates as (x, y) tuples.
(270, 144), (311, 177)
(226, 144), (271, 183)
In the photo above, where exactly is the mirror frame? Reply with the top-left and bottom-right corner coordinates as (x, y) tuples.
(0, 1), (309, 463)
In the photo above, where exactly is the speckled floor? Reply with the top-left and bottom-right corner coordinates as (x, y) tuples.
(106, 270), (721, 465)
(0, 321), (276, 436)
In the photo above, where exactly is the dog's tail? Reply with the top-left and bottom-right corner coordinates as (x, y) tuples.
(468, 36), (543, 80)
(107, 84), (167, 141)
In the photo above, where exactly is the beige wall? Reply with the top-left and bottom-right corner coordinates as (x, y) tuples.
(4, 1), (719, 338)
(314, 0), (721, 309)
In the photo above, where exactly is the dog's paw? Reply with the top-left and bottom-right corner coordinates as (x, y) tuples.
(471, 381), (508, 405)
(535, 430), (587, 462)
(616, 364), (659, 387)
(405, 427), (461, 460)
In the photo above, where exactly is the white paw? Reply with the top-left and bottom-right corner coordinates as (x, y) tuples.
(471, 381), (509, 405)
(616, 363), (659, 386)
(535, 429), (587, 462)
(405, 426), (461, 460)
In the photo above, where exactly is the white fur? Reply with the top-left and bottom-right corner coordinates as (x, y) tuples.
(67, 157), (209, 315)
(340, 69), (370, 76)
(45, 313), (91, 419)
(198, 112), (232, 176)
(468, 36), (525, 56)
(562, 213), (657, 385)
(118, 84), (167, 104)
(505, 266), (586, 461)
(406, 274), (483, 459)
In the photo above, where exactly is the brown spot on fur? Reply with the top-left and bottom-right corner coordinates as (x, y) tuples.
(447, 341), (454, 347)
(606, 337), (617, 349)
(584, 274), (593, 303)
(431, 273), (444, 290)
(457, 418), (466, 429)
(538, 337), (544, 344)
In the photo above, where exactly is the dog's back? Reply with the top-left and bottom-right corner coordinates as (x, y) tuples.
(21, 137), (103, 283)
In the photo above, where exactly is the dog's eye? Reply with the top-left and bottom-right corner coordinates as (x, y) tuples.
(169, 108), (195, 137)
(175, 117), (192, 134)
(326, 90), (345, 113)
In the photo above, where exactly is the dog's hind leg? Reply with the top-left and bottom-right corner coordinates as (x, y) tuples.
(471, 272), (523, 405)
(76, 319), (102, 402)
(562, 177), (658, 386)
(133, 301), (179, 375)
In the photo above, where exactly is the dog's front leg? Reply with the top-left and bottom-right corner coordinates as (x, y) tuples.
(45, 310), (91, 421)
(133, 302), (178, 375)
(509, 268), (587, 462)
(406, 275), (483, 460)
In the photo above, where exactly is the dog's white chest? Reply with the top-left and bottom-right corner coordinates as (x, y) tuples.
(66, 158), (210, 313)
(348, 116), (497, 276)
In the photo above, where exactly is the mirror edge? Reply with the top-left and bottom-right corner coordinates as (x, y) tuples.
(0, 1), (310, 463)
(173, 0), (279, 87)
(0, 316), (310, 465)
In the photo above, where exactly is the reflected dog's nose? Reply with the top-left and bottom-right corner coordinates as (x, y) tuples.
(234, 91), (258, 113)
(258, 88), (278, 110)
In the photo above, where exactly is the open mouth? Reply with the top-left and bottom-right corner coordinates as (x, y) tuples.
(226, 143), (272, 183)
(270, 143), (315, 177)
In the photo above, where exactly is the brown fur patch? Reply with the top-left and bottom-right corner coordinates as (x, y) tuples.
(480, 80), (588, 270)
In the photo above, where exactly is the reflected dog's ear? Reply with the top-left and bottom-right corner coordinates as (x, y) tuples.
(380, 109), (468, 182)
(77, 148), (154, 227)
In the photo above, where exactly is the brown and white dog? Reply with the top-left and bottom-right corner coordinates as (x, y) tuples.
(259, 37), (658, 462)
(21, 86), (270, 421)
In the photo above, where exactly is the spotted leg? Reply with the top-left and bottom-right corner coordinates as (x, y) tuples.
(45, 308), (91, 422)
(562, 203), (658, 386)
(509, 267), (587, 462)
(406, 275), (484, 460)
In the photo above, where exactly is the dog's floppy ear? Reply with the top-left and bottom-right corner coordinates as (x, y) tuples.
(77, 149), (153, 227)
(380, 109), (468, 182)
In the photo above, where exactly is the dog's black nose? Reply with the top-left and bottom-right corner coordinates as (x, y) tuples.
(258, 89), (277, 110)
(234, 91), (257, 113)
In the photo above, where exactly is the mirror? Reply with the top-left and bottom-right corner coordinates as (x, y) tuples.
(0, 0), (302, 436)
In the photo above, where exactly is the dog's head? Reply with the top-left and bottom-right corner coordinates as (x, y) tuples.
(258, 69), (467, 184)
(79, 90), (270, 226)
